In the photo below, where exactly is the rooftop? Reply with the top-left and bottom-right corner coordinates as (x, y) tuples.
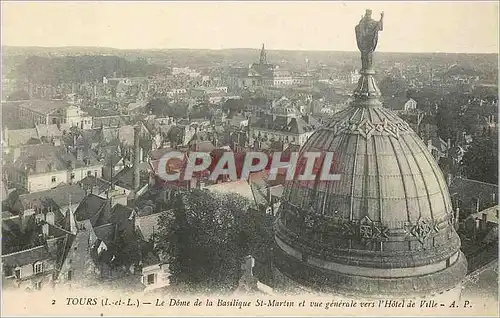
(73, 193), (108, 224)
(14, 184), (86, 213)
(19, 100), (71, 115)
(2, 245), (51, 267)
(4, 128), (38, 147)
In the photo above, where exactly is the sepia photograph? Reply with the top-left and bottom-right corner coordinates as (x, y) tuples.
(1, 1), (498, 316)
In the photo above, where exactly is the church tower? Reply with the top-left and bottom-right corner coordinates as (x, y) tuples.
(259, 43), (267, 65)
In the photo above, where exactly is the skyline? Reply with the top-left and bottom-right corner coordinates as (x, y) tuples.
(2, 1), (499, 54)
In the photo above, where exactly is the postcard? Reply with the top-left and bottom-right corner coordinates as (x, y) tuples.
(1, 1), (498, 317)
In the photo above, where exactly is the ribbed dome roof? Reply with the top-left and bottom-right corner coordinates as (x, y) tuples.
(284, 105), (453, 232)
(274, 55), (467, 298)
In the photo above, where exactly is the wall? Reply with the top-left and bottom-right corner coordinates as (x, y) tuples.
(2, 255), (55, 291)
(250, 127), (306, 147)
(141, 263), (169, 292)
(70, 164), (104, 184)
(27, 170), (68, 193)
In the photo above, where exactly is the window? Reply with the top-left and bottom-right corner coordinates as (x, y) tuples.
(67, 270), (72, 281)
(34, 262), (43, 274)
(70, 173), (75, 180)
(14, 268), (21, 279)
(87, 171), (92, 176)
(147, 274), (155, 285)
(51, 176), (56, 183)
(34, 281), (42, 290)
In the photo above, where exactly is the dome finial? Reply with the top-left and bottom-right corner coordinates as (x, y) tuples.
(355, 9), (384, 73)
(352, 10), (385, 107)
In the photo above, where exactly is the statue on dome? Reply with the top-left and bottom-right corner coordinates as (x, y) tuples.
(355, 9), (384, 71)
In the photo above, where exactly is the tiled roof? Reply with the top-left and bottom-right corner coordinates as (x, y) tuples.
(35, 124), (62, 138)
(78, 176), (111, 194)
(5, 128), (38, 147)
(19, 100), (70, 115)
(2, 245), (51, 267)
(204, 180), (256, 203)
(93, 223), (115, 245)
(113, 165), (150, 191)
(74, 194), (108, 223)
(15, 184), (86, 212)
(12, 144), (101, 174)
(449, 177), (499, 211)
(136, 212), (162, 242)
(109, 204), (135, 232)
(252, 115), (318, 134)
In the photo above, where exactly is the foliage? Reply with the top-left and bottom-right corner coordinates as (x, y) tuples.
(12, 55), (166, 85)
(461, 135), (498, 184)
(435, 92), (498, 144)
(379, 75), (408, 98)
(189, 103), (212, 120)
(436, 101), (460, 144)
(146, 98), (188, 118)
(109, 229), (141, 268)
(155, 190), (273, 293)
(222, 98), (245, 112)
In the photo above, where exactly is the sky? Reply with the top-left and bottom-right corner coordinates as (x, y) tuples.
(2, 1), (499, 53)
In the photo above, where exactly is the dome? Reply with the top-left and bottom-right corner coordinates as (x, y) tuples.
(273, 58), (467, 297)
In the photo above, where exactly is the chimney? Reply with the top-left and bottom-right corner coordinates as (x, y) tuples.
(481, 213), (488, 231)
(75, 148), (83, 161)
(133, 125), (141, 193)
(447, 138), (451, 149)
(473, 219), (479, 239)
(42, 223), (49, 238)
(427, 139), (432, 151)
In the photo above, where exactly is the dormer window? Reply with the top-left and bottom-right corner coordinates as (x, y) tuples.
(34, 262), (43, 274)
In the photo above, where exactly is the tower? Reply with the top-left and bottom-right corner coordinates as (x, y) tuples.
(259, 43), (267, 65)
(272, 10), (467, 300)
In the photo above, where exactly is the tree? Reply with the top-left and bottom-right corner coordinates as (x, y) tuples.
(222, 99), (245, 112)
(379, 75), (408, 98)
(7, 90), (30, 101)
(146, 98), (189, 118)
(108, 229), (141, 269)
(436, 101), (460, 144)
(155, 190), (272, 293)
(461, 136), (498, 184)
